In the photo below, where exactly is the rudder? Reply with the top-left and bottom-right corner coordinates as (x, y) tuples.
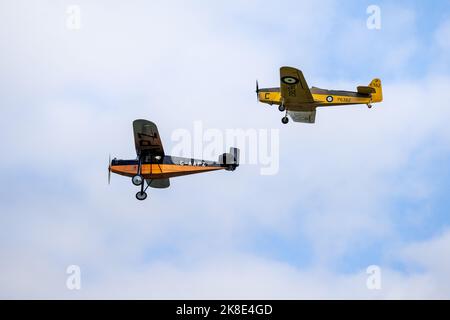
(369, 78), (383, 103)
(219, 147), (240, 171)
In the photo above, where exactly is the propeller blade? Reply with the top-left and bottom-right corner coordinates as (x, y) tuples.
(256, 80), (259, 102)
(108, 154), (111, 185)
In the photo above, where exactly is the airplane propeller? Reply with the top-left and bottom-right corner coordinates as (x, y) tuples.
(108, 154), (111, 185)
(256, 80), (259, 102)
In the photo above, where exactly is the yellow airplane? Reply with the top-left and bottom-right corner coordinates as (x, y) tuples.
(256, 66), (383, 124)
(108, 119), (239, 200)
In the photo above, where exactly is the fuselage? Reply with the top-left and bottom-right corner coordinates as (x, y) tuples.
(110, 155), (226, 180)
(258, 87), (372, 110)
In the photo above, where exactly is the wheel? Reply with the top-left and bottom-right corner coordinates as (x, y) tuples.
(367, 104), (372, 109)
(135, 191), (147, 201)
(132, 174), (143, 186)
(281, 116), (289, 124)
(278, 104), (286, 112)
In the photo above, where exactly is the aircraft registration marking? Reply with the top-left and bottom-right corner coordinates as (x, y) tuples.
(336, 97), (351, 103)
(287, 85), (296, 97)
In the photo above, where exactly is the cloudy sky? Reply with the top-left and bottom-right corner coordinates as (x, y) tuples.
(1, 0), (450, 299)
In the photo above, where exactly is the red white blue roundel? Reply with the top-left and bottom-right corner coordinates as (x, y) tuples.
(326, 96), (334, 102)
(281, 76), (299, 85)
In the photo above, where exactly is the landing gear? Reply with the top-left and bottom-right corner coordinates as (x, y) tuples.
(136, 191), (147, 201)
(135, 179), (150, 201)
(132, 174), (143, 186)
(281, 102), (289, 124)
(135, 176), (152, 201)
(367, 103), (373, 109)
(132, 156), (144, 186)
(133, 155), (148, 200)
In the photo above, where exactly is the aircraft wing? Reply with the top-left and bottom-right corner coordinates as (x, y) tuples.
(280, 66), (314, 105)
(133, 119), (165, 157)
(147, 179), (170, 189)
(288, 110), (316, 123)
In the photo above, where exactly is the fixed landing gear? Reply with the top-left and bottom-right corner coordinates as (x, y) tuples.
(132, 174), (143, 186)
(135, 179), (151, 201)
(281, 101), (289, 124)
(136, 191), (148, 201)
(133, 156), (149, 200)
(132, 156), (144, 186)
(367, 103), (373, 109)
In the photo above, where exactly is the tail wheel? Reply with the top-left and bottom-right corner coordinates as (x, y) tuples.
(136, 191), (147, 201)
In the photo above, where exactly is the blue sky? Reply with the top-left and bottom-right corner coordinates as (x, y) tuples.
(1, 0), (450, 298)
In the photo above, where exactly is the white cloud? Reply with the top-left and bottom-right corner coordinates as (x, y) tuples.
(1, 0), (450, 299)
(435, 19), (450, 52)
(402, 228), (450, 278)
(431, 18), (450, 72)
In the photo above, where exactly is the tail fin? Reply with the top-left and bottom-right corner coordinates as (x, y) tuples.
(230, 147), (240, 167)
(219, 147), (240, 171)
(369, 78), (383, 103)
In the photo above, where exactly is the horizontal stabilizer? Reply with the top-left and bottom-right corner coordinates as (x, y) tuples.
(357, 86), (376, 95)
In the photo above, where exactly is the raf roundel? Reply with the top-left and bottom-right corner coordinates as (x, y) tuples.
(281, 76), (299, 85)
(326, 96), (334, 103)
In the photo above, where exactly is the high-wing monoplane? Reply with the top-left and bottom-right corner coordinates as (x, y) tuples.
(109, 119), (239, 200)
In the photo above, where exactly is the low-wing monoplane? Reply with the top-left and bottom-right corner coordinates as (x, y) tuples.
(257, 66), (383, 124)
(109, 119), (239, 200)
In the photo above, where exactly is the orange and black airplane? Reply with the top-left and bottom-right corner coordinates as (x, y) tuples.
(108, 119), (239, 200)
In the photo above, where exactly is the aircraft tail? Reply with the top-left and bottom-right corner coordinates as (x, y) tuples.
(369, 78), (383, 103)
(219, 147), (240, 171)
